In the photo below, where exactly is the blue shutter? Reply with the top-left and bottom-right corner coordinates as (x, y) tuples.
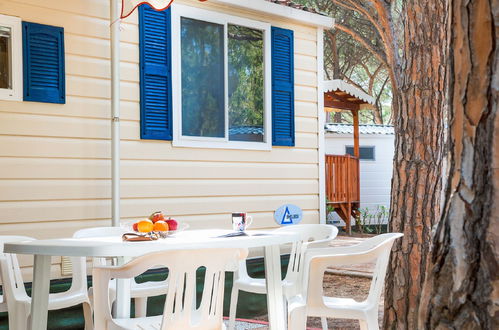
(23, 22), (65, 104)
(271, 27), (294, 146)
(139, 6), (172, 140)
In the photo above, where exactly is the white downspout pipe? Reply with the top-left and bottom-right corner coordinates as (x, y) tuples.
(110, 0), (131, 319)
(111, 0), (120, 227)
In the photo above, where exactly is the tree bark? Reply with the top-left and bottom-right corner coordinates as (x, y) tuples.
(419, 0), (498, 328)
(383, 1), (450, 328)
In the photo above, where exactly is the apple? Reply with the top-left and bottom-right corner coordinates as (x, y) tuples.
(149, 211), (165, 223)
(165, 218), (178, 231)
(132, 222), (139, 231)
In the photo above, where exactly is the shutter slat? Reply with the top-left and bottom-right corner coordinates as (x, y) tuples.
(139, 5), (172, 140)
(271, 27), (294, 146)
(23, 22), (65, 104)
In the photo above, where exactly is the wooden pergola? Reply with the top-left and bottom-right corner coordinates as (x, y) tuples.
(323, 80), (375, 234)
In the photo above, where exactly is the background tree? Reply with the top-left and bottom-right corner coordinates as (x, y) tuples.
(298, 0), (393, 124)
(419, 1), (498, 328)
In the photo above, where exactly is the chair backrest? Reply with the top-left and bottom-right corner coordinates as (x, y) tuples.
(305, 233), (403, 310)
(275, 224), (338, 284)
(70, 227), (127, 294)
(93, 248), (247, 330)
(73, 226), (127, 239)
(0, 236), (35, 303)
(73, 226), (127, 266)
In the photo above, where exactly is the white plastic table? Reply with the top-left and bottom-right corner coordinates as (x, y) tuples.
(4, 229), (299, 330)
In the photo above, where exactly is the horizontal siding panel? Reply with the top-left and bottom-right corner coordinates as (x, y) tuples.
(295, 38), (316, 56)
(0, 158), (318, 179)
(120, 161), (318, 180)
(0, 96), (138, 121)
(295, 70), (317, 87)
(66, 54), (139, 82)
(0, 136), (318, 163)
(294, 54), (316, 72)
(67, 76), (139, 101)
(0, 112), (119, 139)
(295, 85), (318, 102)
(295, 132), (318, 149)
(65, 34), (138, 63)
(1, 1), (138, 44)
(0, 195), (318, 223)
(295, 101), (318, 118)
(11, 0), (109, 20)
(0, 113), (319, 144)
(0, 179), (318, 201)
(295, 117), (318, 133)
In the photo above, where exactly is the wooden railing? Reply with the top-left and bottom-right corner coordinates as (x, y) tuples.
(325, 154), (360, 204)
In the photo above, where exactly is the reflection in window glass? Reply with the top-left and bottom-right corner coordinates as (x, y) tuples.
(228, 25), (264, 142)
(0, 26), (12, 89)
(181, 18), (224, 138)
(346, 146), (376, 160)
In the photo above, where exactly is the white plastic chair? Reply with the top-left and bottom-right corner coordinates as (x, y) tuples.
(93, 248), (247, 330)
(74, 226), (169, 317)
(0, 289), (6, 313)
(287, 233), (403, 330)
(0, 235), (93, 330)
(228, 224), (338, 329)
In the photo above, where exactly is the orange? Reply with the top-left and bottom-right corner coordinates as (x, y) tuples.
(153, 220), (169, 232)
(137, 219), (154, 233)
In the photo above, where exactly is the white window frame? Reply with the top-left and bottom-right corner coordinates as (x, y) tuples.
(171, 4), (272, 150)
(0, 14), (22, 101)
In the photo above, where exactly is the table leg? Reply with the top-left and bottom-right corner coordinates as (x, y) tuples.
(264, 245), (286, 330)
(113, 257), (131, 318)
(29, 255), (51, 330)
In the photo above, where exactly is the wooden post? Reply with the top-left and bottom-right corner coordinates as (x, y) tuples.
(352, 109), (360, 158)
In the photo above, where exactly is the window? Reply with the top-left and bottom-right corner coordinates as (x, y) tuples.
(346, 146), (375, 160)
(171, 5), (271, 149)
(0, 14), (22, 101)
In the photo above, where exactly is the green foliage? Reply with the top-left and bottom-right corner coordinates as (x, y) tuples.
(294, 0), (393, 125)
(228, 25), (264, 137)
(355, 205), (390, 234)
(181, 18), (225, 137)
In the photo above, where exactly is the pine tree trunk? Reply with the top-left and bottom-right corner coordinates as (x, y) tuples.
(418, 0), (498, 328)
(383, 1), (450, 328)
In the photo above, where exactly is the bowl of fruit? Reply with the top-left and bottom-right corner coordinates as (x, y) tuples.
(128, 211), (188, 238)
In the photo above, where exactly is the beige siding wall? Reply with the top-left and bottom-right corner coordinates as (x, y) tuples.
(0, 0), (320, 279)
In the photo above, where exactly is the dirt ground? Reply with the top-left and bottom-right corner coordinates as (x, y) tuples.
(254, 273), (382, 329)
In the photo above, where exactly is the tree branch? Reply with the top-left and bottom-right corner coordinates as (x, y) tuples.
(334, 23), (388, 66)
(334, 0), (384, 37)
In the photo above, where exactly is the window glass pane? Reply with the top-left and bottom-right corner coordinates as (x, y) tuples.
(0, 26), (12, 89)
(228, 24), (264, 142)
(181, 18), (224, 138)
(346, 146), (375, 160)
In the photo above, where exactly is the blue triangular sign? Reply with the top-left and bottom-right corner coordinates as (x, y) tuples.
(281, 207), (293, 224)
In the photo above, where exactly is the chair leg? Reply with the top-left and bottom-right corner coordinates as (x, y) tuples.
(321, 317), (328, 330)
(82, 301), (94, 330)
(365, 309), (380, 330)
(287, 306), (306, 330)
(11, 302), (30, 330)
(134, 297), (148, 317)
(228, 287), (239, 330)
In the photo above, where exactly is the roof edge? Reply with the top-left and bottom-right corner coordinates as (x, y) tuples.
(323, 79), (375, 105)
(208, 0), (334, 28)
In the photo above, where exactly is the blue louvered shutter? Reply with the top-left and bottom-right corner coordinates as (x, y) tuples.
(271, 27), (294, 146)
(22, 22), (65, 104)
(139, 6), (172, 140)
